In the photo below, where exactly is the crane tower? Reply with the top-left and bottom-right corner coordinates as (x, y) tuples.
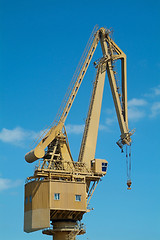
(24, 26), (134, 240)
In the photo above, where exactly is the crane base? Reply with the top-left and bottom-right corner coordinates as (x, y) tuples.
(42, 220), (86, 240)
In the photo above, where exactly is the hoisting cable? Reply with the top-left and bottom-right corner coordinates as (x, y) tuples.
(126, 145), (128, 178)
(126, 144), (132, 190)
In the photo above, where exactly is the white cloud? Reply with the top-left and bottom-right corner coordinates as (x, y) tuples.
(127, 89), (160, 120)
(66, 123), (110, 134)
(144, 84), (160, 97)
(104, 99), (147, 123)
(128, 98), (147, 107)
(105, 117), (116, 126)
(127, 98), (147, 121)
(0, 127), (38, 146)
(150, 102), (160, 118)
(0, 177), (22, 191)
(152, 85), (160, 96)
(66, 124), (84, 134)
(0, 124), (110, 147)
(105, 108), (114, 115)
(99, 124), (108, 130)
(128, 107), (146, 121)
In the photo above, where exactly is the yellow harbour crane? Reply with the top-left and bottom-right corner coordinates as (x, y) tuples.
(24, 26), (134, 240)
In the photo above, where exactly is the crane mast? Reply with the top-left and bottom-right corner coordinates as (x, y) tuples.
(24, 26), (134, 240)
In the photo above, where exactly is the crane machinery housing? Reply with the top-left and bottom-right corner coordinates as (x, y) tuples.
(24, 25), (134, 240)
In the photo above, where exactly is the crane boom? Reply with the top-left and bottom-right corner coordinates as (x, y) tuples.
(25, 27), (100, 163)
(25, 27), (133, 164)
(59, 30), (99, 124)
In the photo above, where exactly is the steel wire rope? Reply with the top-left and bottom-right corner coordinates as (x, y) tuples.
(126, 144), (132, 181)
(126, 145), (129, 180)
(54, 24), (99, 124)
(30, 25), (99, 149)
(129, 144), (132, 179)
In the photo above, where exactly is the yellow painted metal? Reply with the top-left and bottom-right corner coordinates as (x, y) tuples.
(52, 221), (77, 240)
(91, 159), (108, 175)
(78, 63), (106, 168)
(42, 221), (85, 240)
(24, 26), (134, 240)
(25, 27), (133, 164)
(25, 122), (63, 163)
(24, 181), (50, 232)
(24, 179), (87, 233)
(99, 29), (131, 145)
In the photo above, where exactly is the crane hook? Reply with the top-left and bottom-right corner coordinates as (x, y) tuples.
(127, 179), (132, 190)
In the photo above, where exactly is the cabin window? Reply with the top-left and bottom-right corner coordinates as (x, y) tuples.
(102, 162), (107, 172)
(75, 195), (81, 202)
(29, 195), (32, 203)
(54, 193), (60, 200)
(25, 197), (28, 205)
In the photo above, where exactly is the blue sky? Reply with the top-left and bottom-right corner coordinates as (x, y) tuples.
(0, 0), (160, 239)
